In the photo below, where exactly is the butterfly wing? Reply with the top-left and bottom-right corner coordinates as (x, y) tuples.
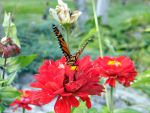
(67, 37), (94, 66)
(75, 37), (94, 59)
(52, 24), (71, 60)
(52, 24), (94, 66)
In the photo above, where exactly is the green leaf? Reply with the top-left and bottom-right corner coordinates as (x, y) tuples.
(0, 104), (5, 112)
(132, 70), (150, 87)
(88, 108), (98, 113)
(0, 86), (20, 98)
(72, 101), (88, 113)
(99, 106), (109, 113)
(72, 101), (98, 113)
(6, 72), (17, 85)
(144, 27), (150, 32)
(131, 71), (150, 96)
(0, 54), (37, 73)
(2, 12), (21, 48)
(0, 79), (6, 84)
(114, 108), (141, 113)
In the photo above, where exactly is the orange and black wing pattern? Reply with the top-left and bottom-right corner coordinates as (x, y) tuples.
(75, 37), (93, 59)
(67, 37), (93, 66)
(52, 24), (94, 66)
(52, 24), (71, 60)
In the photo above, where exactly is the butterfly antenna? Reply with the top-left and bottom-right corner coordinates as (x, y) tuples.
(81, 36), (94, 52)
(76, 36), (94, 58)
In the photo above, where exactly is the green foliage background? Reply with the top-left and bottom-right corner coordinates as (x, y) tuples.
(0, 0), (149, 72)
(0, 0), (150, 113)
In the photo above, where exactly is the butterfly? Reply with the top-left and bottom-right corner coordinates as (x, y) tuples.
(52, 24), (93, 66)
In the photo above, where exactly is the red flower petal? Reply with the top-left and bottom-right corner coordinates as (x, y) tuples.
(106, 78), (116, 87)
(54, 97), (71, 113)
(29, 56), (104, 112)
(68, 96), (79, 107)
(80, 96), (91, 109)
(95, 56), (137, 87)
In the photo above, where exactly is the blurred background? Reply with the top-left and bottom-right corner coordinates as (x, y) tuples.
(0, 0), (150, 113)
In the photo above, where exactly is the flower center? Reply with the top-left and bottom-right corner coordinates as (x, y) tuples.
(71, 66), (78, 70)
(107, 60), (121, 66)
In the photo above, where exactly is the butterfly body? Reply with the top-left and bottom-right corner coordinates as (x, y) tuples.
(52, 24), (92, 66)
(66, 55), (77, 66)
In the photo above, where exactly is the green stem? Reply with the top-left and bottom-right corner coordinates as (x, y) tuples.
(22, 108), (25, 113)
(92, 0), (103, 58)
(66, 25), (70, 47)
(63, 24), (71, 48)
(1, 14), (11, 87)
(110, 87), (114, 113)
(92, 1), (114, 113)
(105, 86), (114, 113)
(2, 58), (7, 87)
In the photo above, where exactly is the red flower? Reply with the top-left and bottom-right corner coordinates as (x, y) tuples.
(94, 56), (137, 87)
(10, 90), (39, 111)
(30, 56), (104, 113)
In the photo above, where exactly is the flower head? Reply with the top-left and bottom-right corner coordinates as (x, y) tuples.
(30, 56), (104, 113)
(0, 37), (20, 58)
(10, 90), (40, 111)
(49, 0), (81, 24)
(94, 56), (137, 87)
